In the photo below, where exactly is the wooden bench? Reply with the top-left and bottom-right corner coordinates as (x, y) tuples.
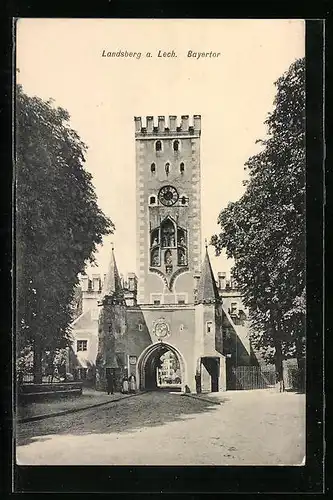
(18, 382), (83, 400)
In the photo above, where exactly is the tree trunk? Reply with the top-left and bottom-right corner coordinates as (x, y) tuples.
(33, 338), (43, 384)
(274, 338), (285, 392)
(295, 336), (305, 391)
(270, 308), (285, 392)
(293, 316), (305, 391)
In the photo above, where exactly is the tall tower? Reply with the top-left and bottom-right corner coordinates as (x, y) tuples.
(135, 115), (202, 305)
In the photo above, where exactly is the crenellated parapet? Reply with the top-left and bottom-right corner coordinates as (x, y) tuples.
(134, 115), (201, 137)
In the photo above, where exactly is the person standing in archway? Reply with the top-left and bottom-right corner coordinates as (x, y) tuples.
(122, 374), (129, 394)
(195, 373), (202, 394)
(129, 374), (136, 393)
(106, 369), (114, 395)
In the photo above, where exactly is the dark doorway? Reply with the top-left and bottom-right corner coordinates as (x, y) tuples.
(201, 357), (220, 393)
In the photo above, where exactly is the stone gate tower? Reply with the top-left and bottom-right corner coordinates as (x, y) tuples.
(135, 115), (202, 305)
(70, 115), (253, 393)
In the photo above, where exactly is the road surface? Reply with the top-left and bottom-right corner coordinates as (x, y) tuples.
(16, 389), (305, 465)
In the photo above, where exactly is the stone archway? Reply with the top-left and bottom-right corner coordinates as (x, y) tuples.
(136, 342), (187, 393)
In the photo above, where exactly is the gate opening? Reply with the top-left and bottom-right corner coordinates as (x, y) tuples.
(137, 342), (185, 392)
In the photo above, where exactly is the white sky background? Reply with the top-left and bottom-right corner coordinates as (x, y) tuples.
(16, 19), (305, 280)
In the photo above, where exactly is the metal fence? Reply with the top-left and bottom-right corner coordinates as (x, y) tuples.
(233, 366), (276, 390)
(232, 364), (304, 391)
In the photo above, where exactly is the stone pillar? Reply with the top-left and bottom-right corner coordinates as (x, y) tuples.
(193, 114), (201, 133)
(158, 116), (165, 132)
(146, 116), (154, 133)
(181, 115), (189, 131)
(134, 116), (142, 133)
(219, 355), (227, 391)
(169, 115), (177, 132)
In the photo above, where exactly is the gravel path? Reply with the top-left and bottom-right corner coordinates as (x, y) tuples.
(16, 390), (305, 466)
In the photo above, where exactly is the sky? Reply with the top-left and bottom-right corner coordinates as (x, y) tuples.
(16, 19), (305, 280)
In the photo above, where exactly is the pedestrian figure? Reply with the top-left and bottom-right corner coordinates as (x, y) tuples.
(129, 374), (136, 393)
(195, 373), (202, 394)
(122, 375), (129, 394)
(106, 371), (114, 395)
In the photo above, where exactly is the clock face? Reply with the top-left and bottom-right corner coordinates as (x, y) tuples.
(158, 185), (179, 206)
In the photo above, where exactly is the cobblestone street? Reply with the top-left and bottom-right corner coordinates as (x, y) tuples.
(16, 390), (305, 465)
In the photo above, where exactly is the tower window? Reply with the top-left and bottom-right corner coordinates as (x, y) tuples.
(180, 195), (188, 206)
(173, 140), (180, 152)
(138, 323), (143, 331)
(177, 295), (186, 305)
(151, 162), (156, 174)
(206, 322), (213, 334)
(165, 162), (170, 176)
(77, 340), (88, 352)
(151, 294), (162, 305)
(155, 141), (162, 152)
(230, 302), (238, 314)
(180, 162), (185, 173)
(149, 195), (156, 205)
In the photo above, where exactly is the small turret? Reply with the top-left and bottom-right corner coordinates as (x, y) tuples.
(195, 245), (220, 304)
(100, 244), (125, 306)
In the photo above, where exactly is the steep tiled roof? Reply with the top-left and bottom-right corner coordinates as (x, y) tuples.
(101, 247), (125, 303)
(71, 308), (97, 330)
(196, 247), (220, 304)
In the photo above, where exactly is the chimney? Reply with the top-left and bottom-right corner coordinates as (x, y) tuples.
(92, 274), (100, 292)
(217, 272), (226, 290)
(181, 115), (189, 131)
(127, 272), (137, 292)
(146, 116), (154, 133)
(158, 116), (165, 132)
(81, 275), (89, 292)
(193, 114), (201, 133)
(134, 116), (142, 133)
(169, 115), (177, 132)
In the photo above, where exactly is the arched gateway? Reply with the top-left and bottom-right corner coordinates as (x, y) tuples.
(88, 116), (233, 395)
(136, 342), (187, 393)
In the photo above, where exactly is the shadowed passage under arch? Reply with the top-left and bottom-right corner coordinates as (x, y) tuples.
(137, 342), (186, 392)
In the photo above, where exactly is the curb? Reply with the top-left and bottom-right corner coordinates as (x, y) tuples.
(18, 391), (146, 423)
(182, 393), (221, 405)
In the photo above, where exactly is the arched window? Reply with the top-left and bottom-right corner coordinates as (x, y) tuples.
(180, 162), (185, 173)
(149, 195), (156, 205)
(165, 162), (170, 176)
(161, 218), (176, 247)
(173, 140), (180, 152)
(151, 162), (156, 174)
(155, 141), (162, 152)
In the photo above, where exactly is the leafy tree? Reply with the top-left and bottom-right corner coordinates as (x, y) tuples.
(211, 58), (305, 391)
(16, 85), (114, 383)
